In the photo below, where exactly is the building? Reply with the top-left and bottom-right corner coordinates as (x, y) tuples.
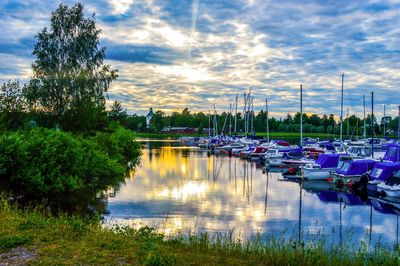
(145, 107), (154, 128)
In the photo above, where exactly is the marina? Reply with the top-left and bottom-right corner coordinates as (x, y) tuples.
(105, 139), (400, 250)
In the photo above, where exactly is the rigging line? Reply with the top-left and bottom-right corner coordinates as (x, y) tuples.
(350, 118), (359, 138)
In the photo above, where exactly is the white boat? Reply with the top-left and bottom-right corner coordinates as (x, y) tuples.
(302, 154), (353, 180)
(231, 146), (250, 156)
(239, 138), (259, 146)
(264, 148), (293, 167)
(248, 146), (268, 161)
(214, 142), (245, 154)
(377, 170), (400, 198)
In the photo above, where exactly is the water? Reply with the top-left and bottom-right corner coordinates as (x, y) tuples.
(104, 140), (400, 249)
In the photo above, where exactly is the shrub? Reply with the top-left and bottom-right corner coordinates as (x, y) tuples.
(0, 128), (140, 196)
(92, 125), (141, 165)
(0, 235), (32, 250)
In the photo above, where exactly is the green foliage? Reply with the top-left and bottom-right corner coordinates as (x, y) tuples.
(24, 3), (118, 132)
(0, 80), (27, 130)
(108, 101), (128, 126)
(93, 125), (142, 165)
(150, 111), (165, 133)
(0, 235), (32, 251)
(0, 128), (140, 196)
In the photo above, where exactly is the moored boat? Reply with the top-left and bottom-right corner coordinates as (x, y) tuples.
(367, 162), (400, 192)
(329, 159), (375, 188)
(302, 154), (353, 180)
(377, 170), (400, 198)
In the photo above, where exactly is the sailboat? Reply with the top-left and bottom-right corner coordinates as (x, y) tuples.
(282, 85), (314, 176)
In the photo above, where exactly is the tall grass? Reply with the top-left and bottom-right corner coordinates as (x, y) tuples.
(1, 197), (399, 265)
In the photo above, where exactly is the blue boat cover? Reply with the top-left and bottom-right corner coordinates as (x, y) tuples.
(336, 159), (375, 175)
(369, 162), (400, 181)
(277, 148), (292, 152)
(383, 145), (400, 162)
(315, 154), (339, 168)
(318, 142), (336, 151)
(338, 193), (364, 205)
(370, 199), (398, 215)
(317, 191), (338, 202)
(287, 148), (303, 159)
(303, 140), (317, 145)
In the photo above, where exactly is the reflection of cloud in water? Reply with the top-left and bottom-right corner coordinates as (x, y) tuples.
(105, 142), (400, 248)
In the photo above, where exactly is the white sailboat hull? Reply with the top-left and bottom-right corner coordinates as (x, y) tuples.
(302, 168), (336, 180)
(377, 184), (400, 198)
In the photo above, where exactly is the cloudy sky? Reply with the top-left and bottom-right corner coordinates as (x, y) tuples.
(0, 0), (399, 118)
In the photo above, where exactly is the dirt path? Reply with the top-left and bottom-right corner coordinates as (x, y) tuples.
(0, 247), (36, 265)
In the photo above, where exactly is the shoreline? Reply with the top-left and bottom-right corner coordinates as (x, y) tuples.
(1, 201), (399, 265)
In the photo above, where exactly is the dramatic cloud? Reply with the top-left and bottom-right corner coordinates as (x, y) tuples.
(0, 0), (399, 118)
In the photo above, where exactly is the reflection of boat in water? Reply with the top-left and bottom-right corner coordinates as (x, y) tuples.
(369, 197), (399, 215)
(301, 179), (369, 205)
(302, 180), (331, 193)
(377, 170), (400, 198)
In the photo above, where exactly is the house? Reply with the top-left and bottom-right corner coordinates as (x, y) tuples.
(145, 108), (154, 128)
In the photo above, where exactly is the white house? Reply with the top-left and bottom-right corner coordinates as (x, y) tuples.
(145, 107), (154, 128)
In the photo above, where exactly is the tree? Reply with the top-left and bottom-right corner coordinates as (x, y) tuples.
(25, 3), (118, 131)
(0, 80), (27, 129)
(109, 101), (127, 126)
(150, 111), (165, 133)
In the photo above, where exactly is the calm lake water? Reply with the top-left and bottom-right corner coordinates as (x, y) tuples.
(104, 140), (400, 249)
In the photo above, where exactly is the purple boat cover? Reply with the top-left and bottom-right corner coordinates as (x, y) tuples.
(336, 159), (375, 175)
(338, 193), (364, 205)
(369, 162), (400, 181)
(383, 145), (400, 162)
(371, 199), (398, 215)
(317, 191), (338, 202)
(277, 148), (292, 152)
(315, 154), (339, 168)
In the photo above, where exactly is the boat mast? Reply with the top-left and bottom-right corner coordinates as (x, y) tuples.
(266, 98), (270, 143)
(208, 110), (211, 137)
(371, 92), (374, 158)
(340, 74), (344, 147)
(398, 106), (400, 140)
(234, 93), (238, 135)
(229, 103), (232, 135)
(346, 108), (349, 138)
(213, 104), (218, 137)
(247, 88), (252, 136)
(243, 93), (247, 136)
(300, 84), (303, 147)
(251, 98), (254, 136)
(383, 104), (386, 138)
(363, 95), (366, 139)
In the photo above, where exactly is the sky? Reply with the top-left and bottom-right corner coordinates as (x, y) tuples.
(0, 0), (399, 118)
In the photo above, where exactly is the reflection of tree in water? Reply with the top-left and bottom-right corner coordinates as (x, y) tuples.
(264, 171), (269, 215)
(1, 164), (136, 217)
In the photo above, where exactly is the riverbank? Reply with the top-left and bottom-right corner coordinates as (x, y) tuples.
(0, 200), (398, 265)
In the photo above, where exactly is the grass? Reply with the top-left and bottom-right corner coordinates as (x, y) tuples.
(1, 198), (399, 265)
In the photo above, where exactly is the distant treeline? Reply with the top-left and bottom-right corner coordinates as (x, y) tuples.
(110, 106), (399, 136)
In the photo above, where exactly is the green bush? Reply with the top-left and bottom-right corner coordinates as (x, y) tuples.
(92, 125), (141, 165)
(0, 235), (32, 250)
(0, 128), (140, 196)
